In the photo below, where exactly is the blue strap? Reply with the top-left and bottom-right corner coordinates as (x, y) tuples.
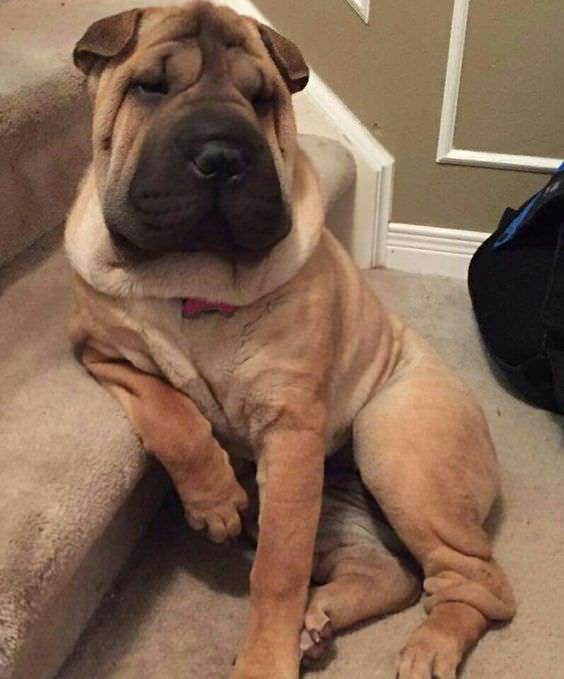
(494, 160), (564, 249)
(494, 193), (542, 248)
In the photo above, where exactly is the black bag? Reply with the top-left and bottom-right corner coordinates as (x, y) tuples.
(468, 163), (564, 413)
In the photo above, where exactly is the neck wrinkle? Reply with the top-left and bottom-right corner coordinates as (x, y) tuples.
(65, 150), (324, 306)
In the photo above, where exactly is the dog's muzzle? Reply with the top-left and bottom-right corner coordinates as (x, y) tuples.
(107, 104), (290, 256)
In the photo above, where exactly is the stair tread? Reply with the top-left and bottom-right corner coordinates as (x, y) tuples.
(0, 0), (174, 101)
(0, 231), (151, 678)
(300, 134), (355, 208)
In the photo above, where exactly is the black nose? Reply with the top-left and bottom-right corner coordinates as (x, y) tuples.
(190, 141), (249, 180)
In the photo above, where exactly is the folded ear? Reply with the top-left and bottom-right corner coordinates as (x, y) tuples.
(258, 24), (309, 94)
(73, 9), (143, 76)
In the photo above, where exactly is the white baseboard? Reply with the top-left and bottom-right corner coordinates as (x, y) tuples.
(217, 0), (395, 268)
(386, 223), (488, 279)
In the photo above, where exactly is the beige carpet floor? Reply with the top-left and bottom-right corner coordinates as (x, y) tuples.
(57, 269), (564, 679)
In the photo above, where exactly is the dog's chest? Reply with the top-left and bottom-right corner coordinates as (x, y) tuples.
(122, 288), (398, 459)
(127, 297), (283, 453)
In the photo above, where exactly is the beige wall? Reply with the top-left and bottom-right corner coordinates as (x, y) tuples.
(456, 0), (564, 158)
(254, 0), (561, 233)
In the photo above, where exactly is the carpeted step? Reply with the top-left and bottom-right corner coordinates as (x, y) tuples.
(0, 230), (171, 679)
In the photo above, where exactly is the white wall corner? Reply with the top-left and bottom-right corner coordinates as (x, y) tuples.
(217, 0), (394, 269)
(386, 223), (488, 279)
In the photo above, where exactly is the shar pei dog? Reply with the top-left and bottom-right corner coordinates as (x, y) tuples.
(65, 2), (515, 677)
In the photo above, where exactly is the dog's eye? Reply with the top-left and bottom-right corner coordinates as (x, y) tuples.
(131, 79), (169, 98)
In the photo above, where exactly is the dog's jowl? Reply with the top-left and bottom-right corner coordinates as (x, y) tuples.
(65, 3), (515, 678)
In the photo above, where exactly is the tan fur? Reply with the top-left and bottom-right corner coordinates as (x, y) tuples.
(65, 3), (514, 678)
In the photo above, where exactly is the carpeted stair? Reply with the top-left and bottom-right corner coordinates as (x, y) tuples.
(6, 4), (564, 679)
(0, 3), (356, 679)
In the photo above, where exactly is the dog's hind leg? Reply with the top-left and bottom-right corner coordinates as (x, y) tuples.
(300, 456), (421, 661)
(301, 545), (420, 660)
(352, 337), (515, 679)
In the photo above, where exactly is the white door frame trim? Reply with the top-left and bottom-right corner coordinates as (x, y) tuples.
(305, 72), (395, 267)
(436, 0), (562, 174)
(345, 0), (371, 23)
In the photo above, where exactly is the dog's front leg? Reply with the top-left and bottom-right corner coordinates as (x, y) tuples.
(81, 345), (247, 543)
(233, 415), (325, 679)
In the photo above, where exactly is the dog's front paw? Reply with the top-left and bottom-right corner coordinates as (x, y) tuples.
(183, 478), (248, 543)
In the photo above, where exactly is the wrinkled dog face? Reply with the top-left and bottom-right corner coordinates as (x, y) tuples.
(74, 1), (309, 258)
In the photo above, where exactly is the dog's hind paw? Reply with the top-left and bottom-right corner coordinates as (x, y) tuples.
(300, 608), (333, 661)
(397, 626), (460, 679)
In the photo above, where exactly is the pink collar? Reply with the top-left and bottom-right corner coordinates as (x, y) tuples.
(182, 298), (238, 318)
